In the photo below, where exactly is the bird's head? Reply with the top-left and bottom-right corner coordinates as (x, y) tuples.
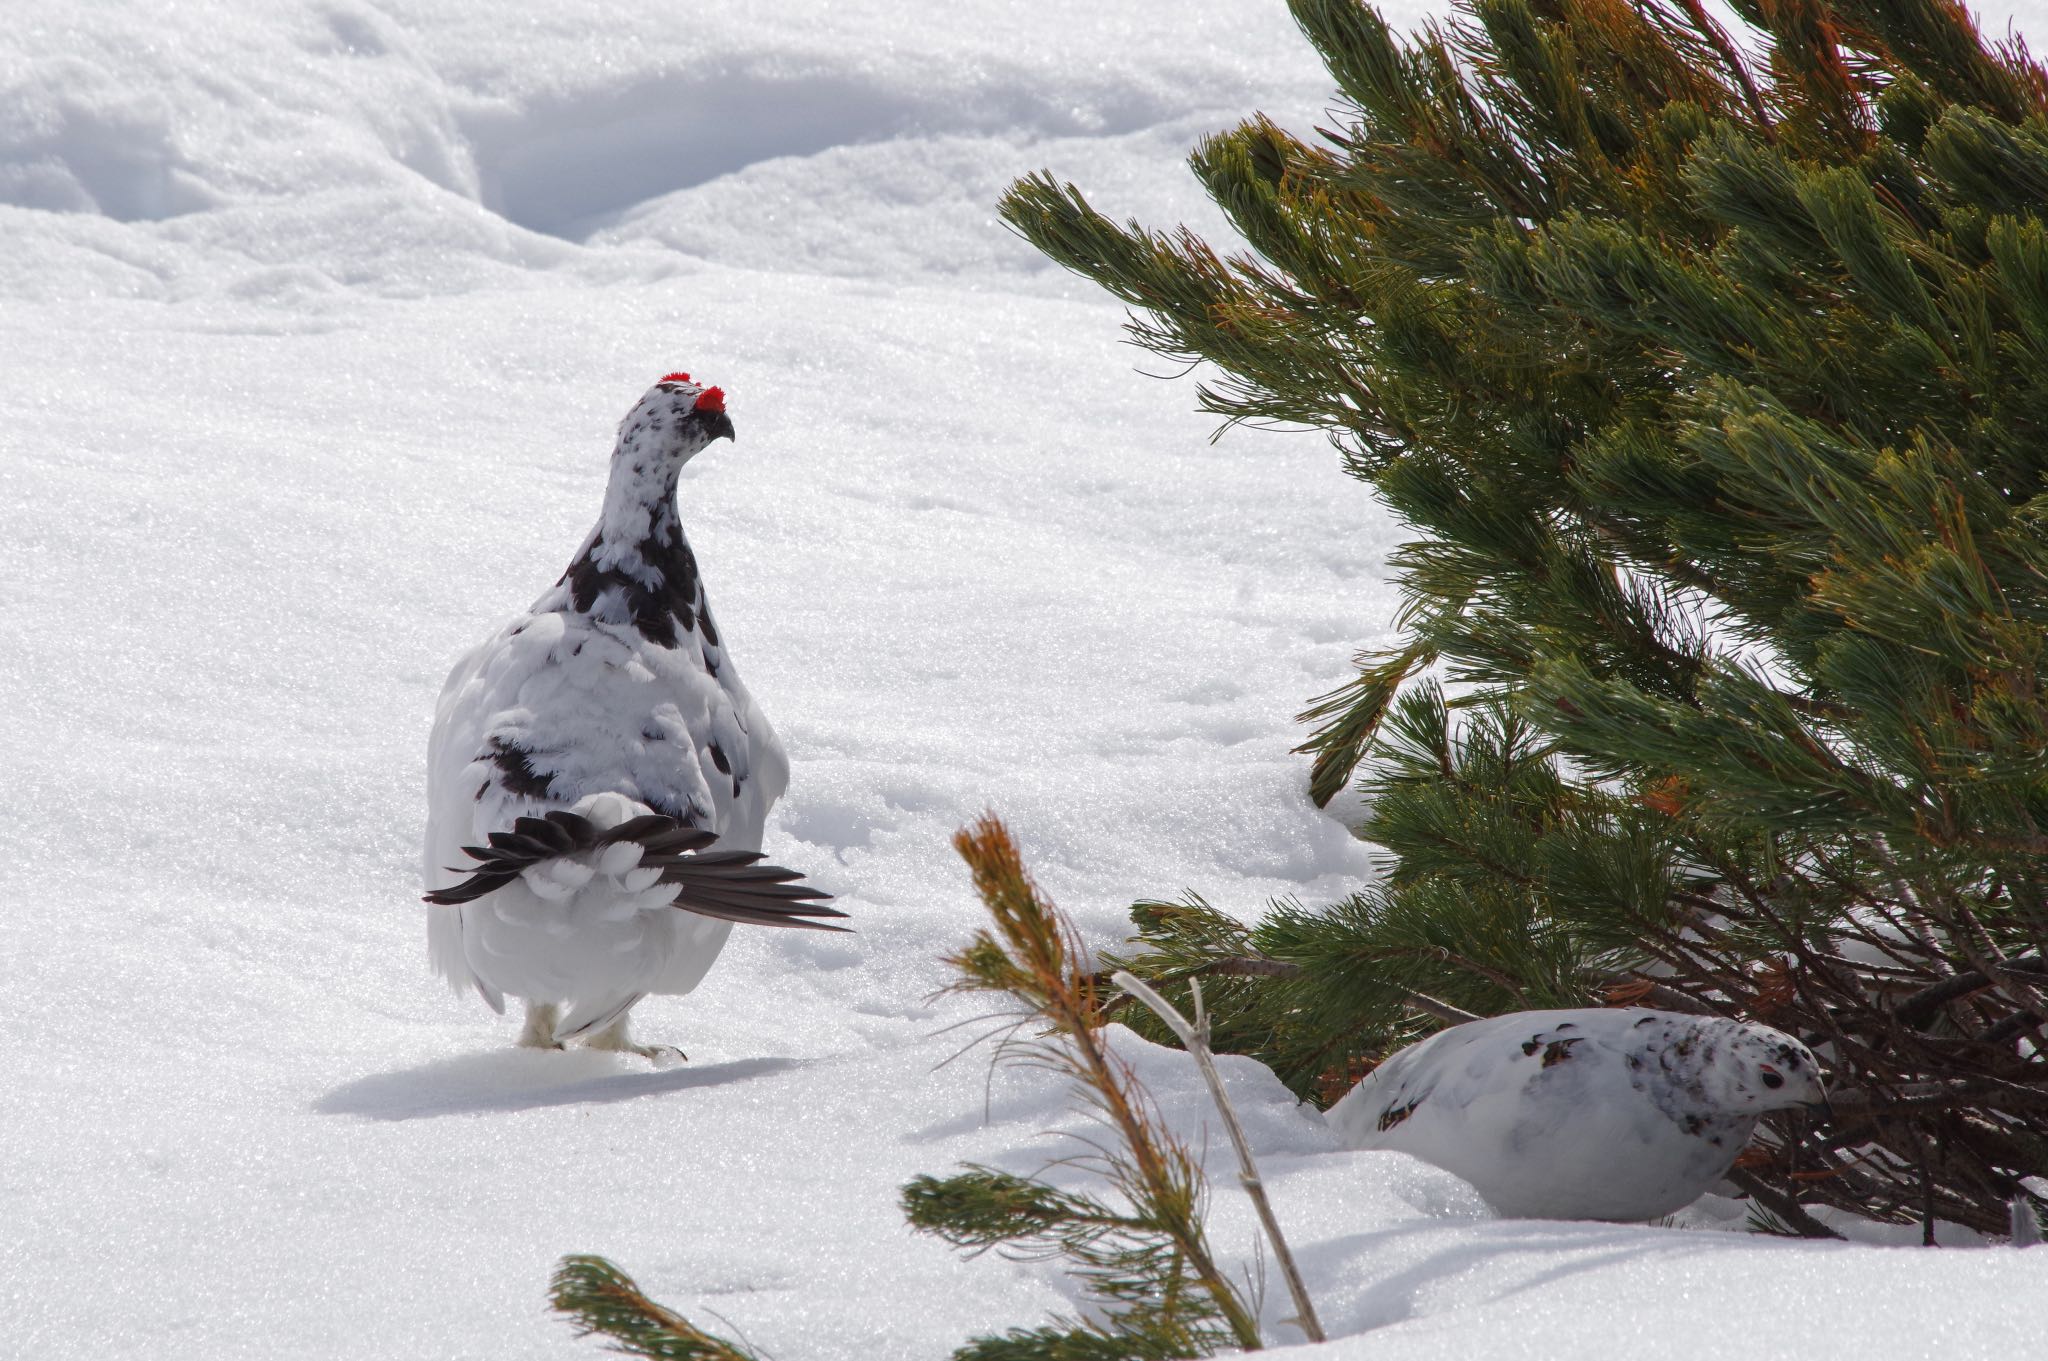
(1706, 1021), (1830, 1118)
(593, 371), (737, 553)
(616, 371), (736, 467)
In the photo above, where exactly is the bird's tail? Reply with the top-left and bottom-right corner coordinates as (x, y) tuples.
(423, 808), (847, 932)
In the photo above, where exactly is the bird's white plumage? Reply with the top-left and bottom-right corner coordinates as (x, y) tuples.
(423, 375), (785, 1046)
(1325, 1008), (1826, 1221)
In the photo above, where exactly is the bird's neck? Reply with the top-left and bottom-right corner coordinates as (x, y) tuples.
(594, 427), (686, 558)
(555, 443), (706, 650)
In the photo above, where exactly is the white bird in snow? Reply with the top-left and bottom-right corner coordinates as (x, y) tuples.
(1325, 1008), (1828, 1221)
(423, 372), (845, 1061)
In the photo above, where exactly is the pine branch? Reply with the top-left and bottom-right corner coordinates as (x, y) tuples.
(1151, 954), (1482, 1026)
(1724, 1171), (1845, 1240)
(909, 815), (1264, 1357)
(950, 1326), (1197, 1361)
(902, 1169), (1146, 1258)
(549, 1256), (763, 1361)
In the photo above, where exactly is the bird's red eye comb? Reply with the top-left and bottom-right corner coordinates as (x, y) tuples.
(694, 386), (726, 414)
(658, 371), (692, 385)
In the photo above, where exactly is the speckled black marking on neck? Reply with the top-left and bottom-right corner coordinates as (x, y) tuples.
(559, 505), (705, 649)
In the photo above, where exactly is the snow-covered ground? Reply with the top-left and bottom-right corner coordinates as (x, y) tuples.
(2, 3), (2038, 1357)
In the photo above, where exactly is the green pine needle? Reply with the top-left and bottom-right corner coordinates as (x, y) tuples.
(549, 1256), (762, 1361)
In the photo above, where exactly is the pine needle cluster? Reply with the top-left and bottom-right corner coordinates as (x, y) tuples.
(902, 815), (1265, 1360)
(548, 1255), (762, 1361)
(1004, 0), (2048, 1236)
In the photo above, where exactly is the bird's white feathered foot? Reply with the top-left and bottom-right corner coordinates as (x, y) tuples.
(517, 1000), (565, 1050)
(519, 994), (684, 1065)
(581, 1014), (686, 1066)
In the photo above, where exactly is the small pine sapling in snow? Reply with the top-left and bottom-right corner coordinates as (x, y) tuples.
(543, 817), (1320, 1361)
(900, 814), (1272, 1360)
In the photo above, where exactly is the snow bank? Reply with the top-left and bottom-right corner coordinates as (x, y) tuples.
(0, 0), (2036, 1357)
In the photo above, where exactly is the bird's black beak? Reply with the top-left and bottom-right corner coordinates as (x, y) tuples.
(702, 410), (735, 444)
(1805, 1097), (1835, 1122)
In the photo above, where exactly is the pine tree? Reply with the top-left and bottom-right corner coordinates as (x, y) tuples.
(1003, 0), (2048, 1236)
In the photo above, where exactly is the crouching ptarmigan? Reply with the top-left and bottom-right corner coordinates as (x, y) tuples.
(422, 372), (845, 1061)
(1325, 1008), (1828, 1221)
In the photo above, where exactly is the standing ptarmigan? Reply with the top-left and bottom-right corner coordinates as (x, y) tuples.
(1324, 1008), (1828, 1221)
(422, 372), (845, 1061)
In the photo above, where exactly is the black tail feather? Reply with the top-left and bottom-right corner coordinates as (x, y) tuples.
(424, 870), (521, 904)
(513, 814), (580, 853)
(485, 830), (556, 859)
(663, 901), (853, 931)
(424, 810), (842, 929)
(638, 826), (720, 856)
(601, 813), (676, 844)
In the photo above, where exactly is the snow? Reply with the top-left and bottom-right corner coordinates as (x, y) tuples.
(1, 2), (2038, 1357)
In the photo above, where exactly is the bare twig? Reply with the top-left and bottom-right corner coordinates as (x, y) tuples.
(1112, 970), (1326, 1346)
(1953, 907), (2048, 1018)
(1389, 988), (1481, 1026)
(1604, 975), (1717, 1015)
(1828, 1077), (2048, 1117)
(1726, 1169), (1844, 1240)
(1202, 956), (1305, 979)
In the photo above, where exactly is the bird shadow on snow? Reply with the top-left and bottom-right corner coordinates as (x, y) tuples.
(314, 1048), (802, 1120)
(1312, 1216), (1775, 1336)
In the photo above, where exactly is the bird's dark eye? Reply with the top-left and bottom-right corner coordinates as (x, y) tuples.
(1760, 1068), (1785, 1089)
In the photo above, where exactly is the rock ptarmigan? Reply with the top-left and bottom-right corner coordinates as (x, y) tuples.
(1324, 1008), (1827, 1221)
(422, 372), (845, 1061)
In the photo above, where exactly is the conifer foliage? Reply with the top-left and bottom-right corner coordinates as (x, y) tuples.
(902, 815), (1267, 1359)
(1003, 0), (2048, 1236)
(549, 1255), (762, 1360)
